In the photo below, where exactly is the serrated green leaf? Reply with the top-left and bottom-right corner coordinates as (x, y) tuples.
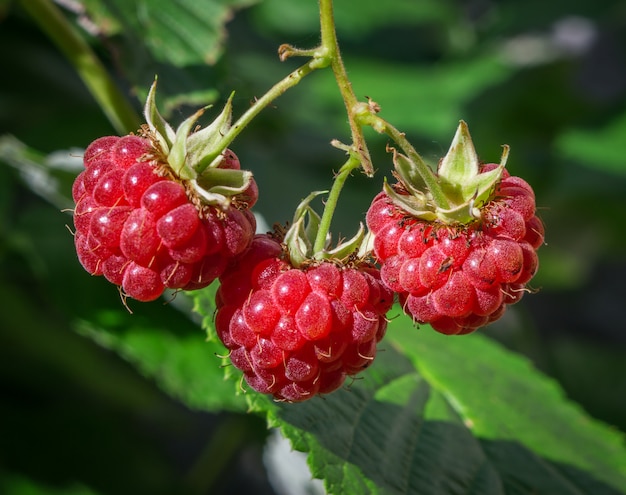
(83, 0), (258, 67)
(245, 315), (626, 495)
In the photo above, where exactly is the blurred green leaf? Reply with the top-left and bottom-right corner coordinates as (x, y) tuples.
(0, 134), (80, 210)
(76, 288), (248, 414)
(297, 53), (511, 141)
(0, 474), (100, 495)
(81, 0), (259, 67)
(253, 0), (455, 39)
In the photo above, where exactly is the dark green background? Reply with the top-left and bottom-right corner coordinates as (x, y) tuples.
(1, 0), (625, 493)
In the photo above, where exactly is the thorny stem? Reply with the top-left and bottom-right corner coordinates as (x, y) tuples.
(313, 151), (362, 256)
(196, 61), (317, 173)
(19, 0), (141, 134)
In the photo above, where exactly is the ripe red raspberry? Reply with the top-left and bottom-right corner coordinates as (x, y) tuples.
(71, 84), (257, 301)
(214, 234), (394, 402)
(366, 122), (544, 335)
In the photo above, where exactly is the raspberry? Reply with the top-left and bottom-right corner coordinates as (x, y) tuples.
(214, 234), (394, 402)
(72, 135), (257, 301)
(366, 122), (543, 335)
(71, 84), (259, 302)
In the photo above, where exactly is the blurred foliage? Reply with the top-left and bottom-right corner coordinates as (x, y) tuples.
(1, 0), (626, 493)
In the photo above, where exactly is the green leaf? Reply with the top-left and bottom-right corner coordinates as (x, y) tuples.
(0, 134), (79, 210)
(0, 473), (100, 495)
(394, 327), (626, 492)
(82, 0), (259, 67)
(78, 287), (248, 414)
(246, 315), (626, 495)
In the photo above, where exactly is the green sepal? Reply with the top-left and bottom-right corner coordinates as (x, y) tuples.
(187, 179), (231, 210)
(385, 120), (507, 225)
(168, 106), (208, 179)
(144, 79), (176, 153)
(358, 229), (376, 258)
(383, 179), (437, 222)
(193, 168), (253, 208)
(285, 211), (312, 268)
(437, 120), (479, 188)
(291, 190), (327, 227)
(284, 191), (327, 268)
(186, 93), (234, 171)
(392, 148), (430, 197)
(323, 222), (365, 261)
(434, 121), (505, 222)
(144, 82), (235, 182)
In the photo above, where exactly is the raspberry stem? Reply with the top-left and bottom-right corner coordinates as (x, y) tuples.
(195, 61), (318, 174)
(319, 0), (374, 177)
(355, 110), (451, 211)
(19, 0), (142, 135)
(312, 152), (362, 256)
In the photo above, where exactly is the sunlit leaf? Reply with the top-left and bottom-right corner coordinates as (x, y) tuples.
(244, 315), (626, 495)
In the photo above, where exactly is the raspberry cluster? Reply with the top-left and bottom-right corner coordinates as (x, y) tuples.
(71, 88), (542, 402)
(366, 164), (543, 335)
(215, 234), (394, 402)
(72, 135), (256, 301)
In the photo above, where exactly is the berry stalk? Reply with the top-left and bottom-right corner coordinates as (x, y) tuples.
(195, 61), (318, 174)
(355, 107), (450, 211)
(318, 0), (374, 177)
(312, 151), (362, 256)
(19, 0), (142, 134)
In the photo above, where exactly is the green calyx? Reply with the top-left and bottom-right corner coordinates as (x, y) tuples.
(284, 191), (365, 268)
(143, 80), (252, 208)
(386, 121), (507, 225)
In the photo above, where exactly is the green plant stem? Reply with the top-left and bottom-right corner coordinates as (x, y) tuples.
(196, 61), (317, 173)
(313, 153), (362, 255)
(19, 0), (141, 135)
(358, 111), (450, 210)
(318, 0), (374, 177)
